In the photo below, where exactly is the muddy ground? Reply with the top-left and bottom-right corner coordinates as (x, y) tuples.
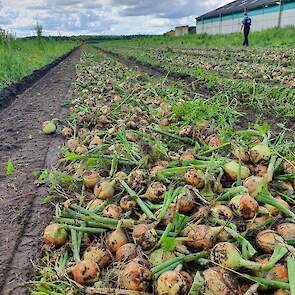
(0, 48), (80, 295)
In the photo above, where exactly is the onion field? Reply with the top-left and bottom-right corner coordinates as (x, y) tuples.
(1, 31), (295, 295)
(28, 41), (295, 295)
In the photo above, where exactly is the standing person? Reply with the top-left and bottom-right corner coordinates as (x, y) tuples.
(241, 12), (252, 47)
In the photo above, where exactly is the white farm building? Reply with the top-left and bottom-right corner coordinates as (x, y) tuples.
(196, 0), (295, 34)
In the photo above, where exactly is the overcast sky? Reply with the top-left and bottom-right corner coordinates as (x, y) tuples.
(0, 0), (229, 36)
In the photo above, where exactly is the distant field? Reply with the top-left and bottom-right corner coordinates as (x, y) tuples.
(100, 26), (295, 48)
(96, 26), (295, 121)
(0, 37), (77, 89)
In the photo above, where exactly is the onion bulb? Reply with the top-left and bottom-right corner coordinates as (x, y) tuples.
(43, 224), (67, 246)
(205, 134), (221, 148)
(160, 118), (170, 126)
(94, 180), (116, 200)
(156, 271), (187, 295)
(266, 263), (288, 282)
(229, 193), (258, 219)
(61, 126), (73, 138)
(83, 170), (100, 189)
(211, 242), (271, 271)
(67, 138), (79, 152)
(246, 215), (269, 230)
(42, 120), (56, 135)
(233, 146), (249, 163)
(203, 267), (241, 295)
(211, 204), (234, 220)
(75, 146), (88, 154)
(70, 260), (99, 285)
(120, 195), (136, 211)
(276, 223), (295, 240)
(250, 144), (271, 164)
(256, 230), (284, 253)
(90, 136), (103, 147)
(120, 258), (151, 291)
(116, 243), (137, 262)
(243, 176), (265, 196)
(127, 170), (147, 188)
(274, 289), (290, 295)
(83, 247), (112, 269)
(176, 186), (196, 214)
(86, 199), (104, 211)
(223, 161), (250, 181)
(283, 160), (295, 174)
(184, 168), (205, 188)
(186, 225), (215, 250)
(149, 248), (176, 266)
(106, 229), (128, 253)
(254, 164), (268, 177)
(102, 204), (122, 219)
(180, 150), (195, 161)
(144, 182), (166, 202)
(132, 224), (158, 250)
(150, 161), (169, 177)
(264, 196), (290, 216)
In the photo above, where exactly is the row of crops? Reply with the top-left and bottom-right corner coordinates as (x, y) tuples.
(0, 37), (76, 90)
(95, 43), (295, 121)
(32, 46), (295, 294)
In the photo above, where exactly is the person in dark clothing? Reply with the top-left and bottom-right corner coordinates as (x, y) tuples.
(241, 12), (252, 47)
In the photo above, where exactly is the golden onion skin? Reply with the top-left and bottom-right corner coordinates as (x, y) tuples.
(106, 229), (128, 253)
(132, 224), (158, 250)
(276, 223), (295, 240)
(43, 224), (68, 246)
(156, 271), (186, 295)
(203, 267), (241, 295)
(184, 168), (205, 188)
(120, 259), (151, 291)
(256, 230), (284, 253)
(116, 243), (138, 262)
(83, 247), (112, 269)
(70, 260), (99, 285)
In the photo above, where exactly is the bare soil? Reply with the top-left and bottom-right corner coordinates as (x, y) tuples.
(0, 48), (80, 295)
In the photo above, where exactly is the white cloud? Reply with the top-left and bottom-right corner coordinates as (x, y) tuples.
(0, 0), (230, 36)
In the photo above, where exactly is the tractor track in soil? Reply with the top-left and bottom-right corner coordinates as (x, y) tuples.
(95, 46), (293, 133)
(0, 48), (81, 295)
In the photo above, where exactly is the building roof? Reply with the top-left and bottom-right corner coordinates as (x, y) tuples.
(196, 0), (281, 20)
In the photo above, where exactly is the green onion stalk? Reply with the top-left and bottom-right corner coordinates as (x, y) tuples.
(54, 216), (115, 229)
(208, 216), (237, 231)
(158, 187), (183, 221)
(151, 251), (209, 279)
(62, 224), (107, 234)
(153, 127), (195, 145)
(241, 273), (289, 290)
(70, 204), (135, 228)
(211, 242), (288, 272)
(217, 186), (248, 201)
(188, 271), (204, 295)
(120, 180), (157, 220)
(255, 187), (295, 221)
(70, 229), (81, 263)
(56, 248), (69, 272)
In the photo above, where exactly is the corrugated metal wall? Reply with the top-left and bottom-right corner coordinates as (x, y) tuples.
(196, 2), (295, 34)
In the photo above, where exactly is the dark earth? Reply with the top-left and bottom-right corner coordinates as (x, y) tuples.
(0, 48), (80, 295)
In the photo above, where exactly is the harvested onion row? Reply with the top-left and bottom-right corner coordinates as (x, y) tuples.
(35, 48), (295, 295)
